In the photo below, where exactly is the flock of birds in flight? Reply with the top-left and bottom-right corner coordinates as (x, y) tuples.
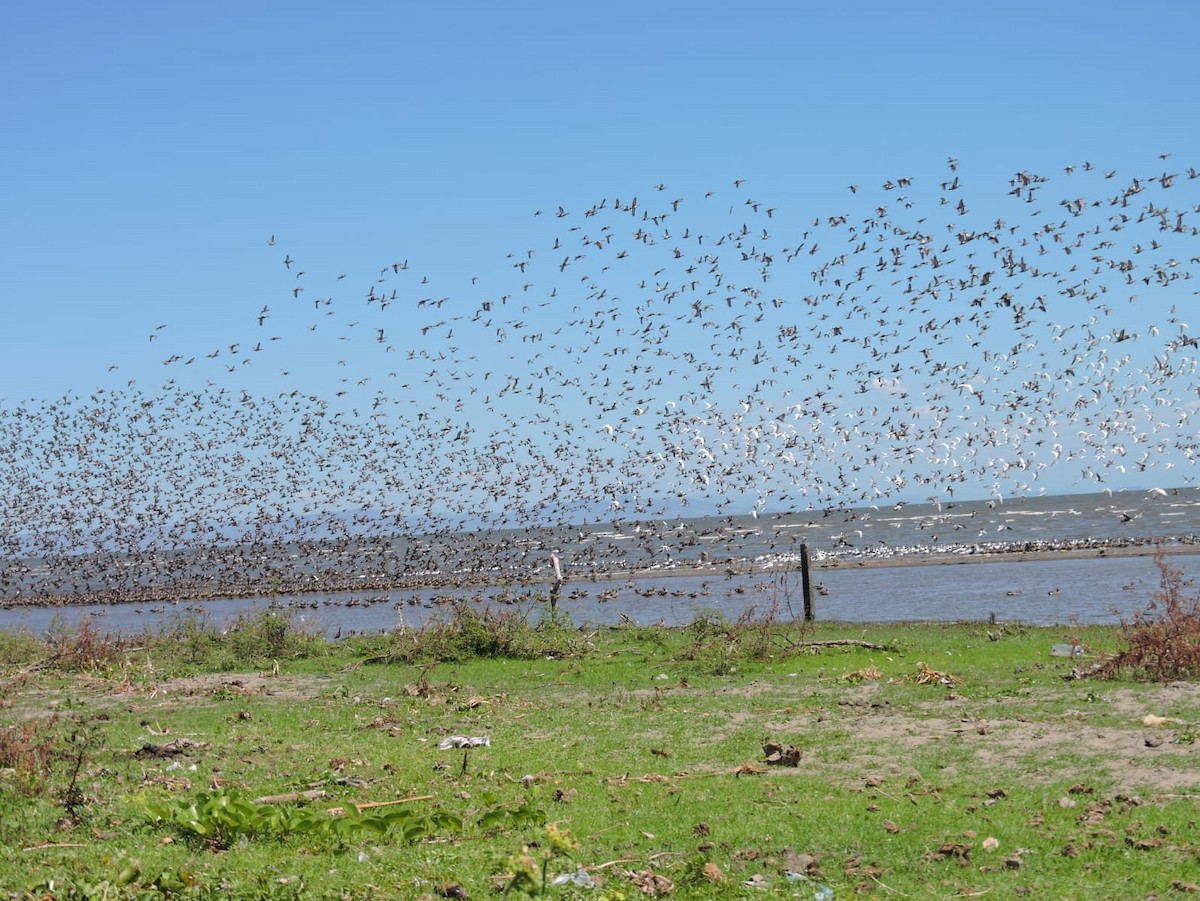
(2, 155), (1198, 602)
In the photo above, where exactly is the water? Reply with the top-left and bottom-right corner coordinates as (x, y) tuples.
(3, 487), (1199, 635)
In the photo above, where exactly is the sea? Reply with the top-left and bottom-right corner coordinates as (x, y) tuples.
(3, 487), (1200, 636)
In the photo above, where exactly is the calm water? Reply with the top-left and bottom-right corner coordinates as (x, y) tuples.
(3, 487), (1199, 635)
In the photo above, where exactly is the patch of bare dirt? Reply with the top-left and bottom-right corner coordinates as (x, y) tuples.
(967, 718), (1200, 793)
(700, 678), (1200, 795)
(145, 672), (326, 700)
(815, 684), (1200, 795)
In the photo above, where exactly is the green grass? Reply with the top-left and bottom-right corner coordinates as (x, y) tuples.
(0, 612), (1198, 899)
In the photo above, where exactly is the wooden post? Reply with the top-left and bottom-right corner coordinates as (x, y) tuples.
(800, 543), (814, 622)
(549, 553), (564, 612)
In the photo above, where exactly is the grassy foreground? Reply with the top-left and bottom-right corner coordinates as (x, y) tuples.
(1, 606), (1198, 900)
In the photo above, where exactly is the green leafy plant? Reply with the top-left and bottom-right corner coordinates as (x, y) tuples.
(475, 793), (546, 833)
(143, 787), (462, 850)
(145, 788), (268, 849)
(24, 867), (142, 901)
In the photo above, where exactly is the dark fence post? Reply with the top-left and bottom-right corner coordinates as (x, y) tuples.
(800, 543), (814, 622)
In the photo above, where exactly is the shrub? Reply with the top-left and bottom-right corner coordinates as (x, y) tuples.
(219, 610), (328, 665)
(1091, 550), (1200, 682)
(368, 602), (579, 664)
(674, 605), (806, 675)
(150, 609), (221, 666)
(0, 628), (44, 667)
(42, 616), (137, 673)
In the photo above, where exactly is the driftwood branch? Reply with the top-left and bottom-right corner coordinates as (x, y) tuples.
(673, 763), (769, 779)
(254, 789), (328, 804)
(252, 790), (435, 816)
(327, 794), (436, 817)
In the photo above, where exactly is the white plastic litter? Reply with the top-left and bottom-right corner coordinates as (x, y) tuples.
(437, 735), (491, 750)
(1051, 644), (1085, 658)
(550, 869), (597, 888)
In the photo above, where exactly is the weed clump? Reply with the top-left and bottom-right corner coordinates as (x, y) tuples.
(147, 609), (329, 670)
(0, 710), (59, 783)
(43, 616), (138, 672)
(1, 676), (102, 816)
(676, 605), (811, 675)
(366, 602), (580, 663)
(222, 610), (328, 663)
(1089, 551), (1200, 682)
(0, 628), (43, 667)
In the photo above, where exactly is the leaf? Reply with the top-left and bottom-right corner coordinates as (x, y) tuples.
(430, 812), (464, 832)
(476, 809), (509, 831)
(359, 816), (391, 835)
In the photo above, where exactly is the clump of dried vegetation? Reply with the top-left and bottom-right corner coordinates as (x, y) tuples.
(1085, 550), (1200, 682)
(43, 615), (140, 672)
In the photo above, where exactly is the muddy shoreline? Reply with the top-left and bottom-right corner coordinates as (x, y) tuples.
(4, 536), (1197, 610)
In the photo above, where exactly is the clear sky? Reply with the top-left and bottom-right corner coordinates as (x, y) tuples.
(2, 0), (1199, 540)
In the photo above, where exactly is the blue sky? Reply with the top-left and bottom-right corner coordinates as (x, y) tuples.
(3, 0), (1199, 531)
